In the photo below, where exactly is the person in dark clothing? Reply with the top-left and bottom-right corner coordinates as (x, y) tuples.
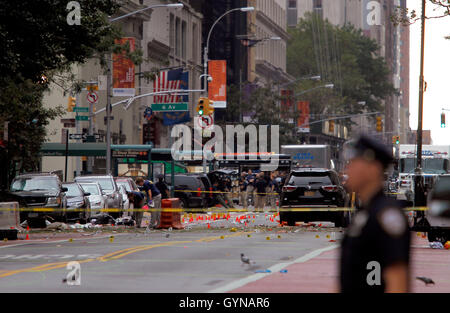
(155, 174), (169, 199)
(135, 177), (161, 228)
(127, 191), (145, 227)
(254, 173), (268, 212)
(340, 135), (410, 293)
(239, 175), (248, 210)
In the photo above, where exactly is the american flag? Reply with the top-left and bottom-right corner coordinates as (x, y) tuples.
(153, 69), (189, 104)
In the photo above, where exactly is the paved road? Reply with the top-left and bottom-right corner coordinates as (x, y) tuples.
(0, 212), (342, 292)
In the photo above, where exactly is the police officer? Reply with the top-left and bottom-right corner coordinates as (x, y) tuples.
(340, 135), (410, 293)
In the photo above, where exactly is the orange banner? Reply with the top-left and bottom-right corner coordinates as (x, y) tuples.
(297, 101), (310, 132)
(113, 37), (135, 97)
(208, 60), (227, 108)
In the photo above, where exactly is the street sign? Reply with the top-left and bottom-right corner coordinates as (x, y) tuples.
(87, 91), (99, 104)
(152, 103), (188, 112)
(76, 116), (89, 121)
(73, 107), (89, 113)
(196, 114), (214, 129)
(69, 133), (86, 140)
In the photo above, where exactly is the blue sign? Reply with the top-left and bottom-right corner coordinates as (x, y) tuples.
(293, 152), (315, 160)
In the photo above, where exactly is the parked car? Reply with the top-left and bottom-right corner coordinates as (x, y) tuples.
(62, 182), (91, 222)
(164, 174), (207, 209)
(74, 175), (123, 217)
(7, 173), (68, 226)
(118, 185), (130, 212)
(279, 168), (350, 227)
(78, 182), (107, 212)
(426, 174), (450, 243)
(115, 177), (140, 193)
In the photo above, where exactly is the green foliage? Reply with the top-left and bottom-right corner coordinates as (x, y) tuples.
(0, 0), (124, 188)
(218, 84), (299, 145)
(287, 13), (396, 130)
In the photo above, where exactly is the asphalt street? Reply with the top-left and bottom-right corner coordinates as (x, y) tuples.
(0, 212), (342, 292)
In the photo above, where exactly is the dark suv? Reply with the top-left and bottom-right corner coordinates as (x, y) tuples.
(7, 173), (68, 226)
(279, 168), (350, 227)
(165, 174), (207, 209)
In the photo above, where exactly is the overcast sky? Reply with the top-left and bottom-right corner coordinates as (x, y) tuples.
(408, 0), (450, 144)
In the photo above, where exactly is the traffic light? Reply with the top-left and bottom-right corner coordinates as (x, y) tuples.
(196, 97), (214, 116)
(392, 135), (400, 145)
(376, 116), (383, 132)
(329, 120), (334, 133)
(67, 96), (76, 112)
(441, 113), (446, 128)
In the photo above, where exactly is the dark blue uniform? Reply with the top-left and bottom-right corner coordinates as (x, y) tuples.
(141, 180), (160, 202)
(340, 190), (410, 292)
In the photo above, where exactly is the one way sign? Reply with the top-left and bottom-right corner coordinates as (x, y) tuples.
(69, 133), (87, 140)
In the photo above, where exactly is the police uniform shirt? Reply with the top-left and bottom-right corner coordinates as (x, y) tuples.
(340, 190), (410, 292)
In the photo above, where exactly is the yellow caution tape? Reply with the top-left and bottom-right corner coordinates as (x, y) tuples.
(0, 206), (429, 213)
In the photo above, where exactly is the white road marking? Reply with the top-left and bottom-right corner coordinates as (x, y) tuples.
(208, 244), (339, 293)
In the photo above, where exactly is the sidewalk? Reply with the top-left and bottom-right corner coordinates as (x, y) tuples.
(230, 235), (450, 293)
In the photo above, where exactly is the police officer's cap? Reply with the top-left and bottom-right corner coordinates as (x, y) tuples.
(346, 135), (393, 168)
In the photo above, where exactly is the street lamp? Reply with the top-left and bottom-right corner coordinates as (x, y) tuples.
(104, 3), (184, 175)
(203, 7), (255, 94)
(294, 83), (334, 98)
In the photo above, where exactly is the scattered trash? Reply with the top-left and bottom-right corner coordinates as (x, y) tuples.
(70, 223), (84, 229)
(68, 238), (73, 242)
(429, 242), (444, 249)
(280, 269), (288, 273)
(116, 216), (135, 226)
(416, 276), (435, 285)
(247, 234), (251, 238)
(46, 222), (69, 230)
(220, 236), (224, 239)
(45, 220), (52, 226)
(109, 236), (114, 243)
(445, 241), (450, 250)
(230, 227), (237, 232)
(89, 213), (116, 225)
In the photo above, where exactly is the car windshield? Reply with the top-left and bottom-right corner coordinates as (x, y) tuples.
(288, 173), (332, 186)
(80, 184), (100, 195)
(11, 177), (59, 192)
(400, 158), (448, 174)
(77, 177), (114, 191)
(116, 181), (131, 192)
(63, 184), (83, 197)
(434, 176), (450, 195)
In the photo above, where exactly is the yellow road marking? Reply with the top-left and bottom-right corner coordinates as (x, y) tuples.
(0, 232), (248, 278)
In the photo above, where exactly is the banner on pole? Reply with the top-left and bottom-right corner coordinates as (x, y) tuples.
(113, 37), (136, 97)
(208, 60), (227, 108)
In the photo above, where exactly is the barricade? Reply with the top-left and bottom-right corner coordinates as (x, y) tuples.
(157, 198), (184, 229)
(0, 202), (20, 240)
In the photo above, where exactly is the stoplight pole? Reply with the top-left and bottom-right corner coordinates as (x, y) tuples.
(414, 0), (426, 207)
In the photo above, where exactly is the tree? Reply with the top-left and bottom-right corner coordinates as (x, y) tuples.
(287, 13), (396, 132)
(0, 0), (128, 188)
(217, 84), (300, 146)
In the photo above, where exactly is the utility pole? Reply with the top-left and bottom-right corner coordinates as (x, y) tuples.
(106, 57), (112, 175)
(414, 0), (426, 206)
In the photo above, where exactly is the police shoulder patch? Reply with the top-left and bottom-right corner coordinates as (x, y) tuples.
(378, 208), (406, 237)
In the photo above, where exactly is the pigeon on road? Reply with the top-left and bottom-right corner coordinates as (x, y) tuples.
(416, 276), (435, 285)
(240, 253), (255, 266)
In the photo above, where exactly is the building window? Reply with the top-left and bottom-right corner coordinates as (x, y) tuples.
(175, 17), (180, 57)
(288, 0), (297, 9)
(192, 23), (198, 63)
(169, 14), (174, 53)
(313, 0), (322, 9)
(182, 20), (187, 59)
